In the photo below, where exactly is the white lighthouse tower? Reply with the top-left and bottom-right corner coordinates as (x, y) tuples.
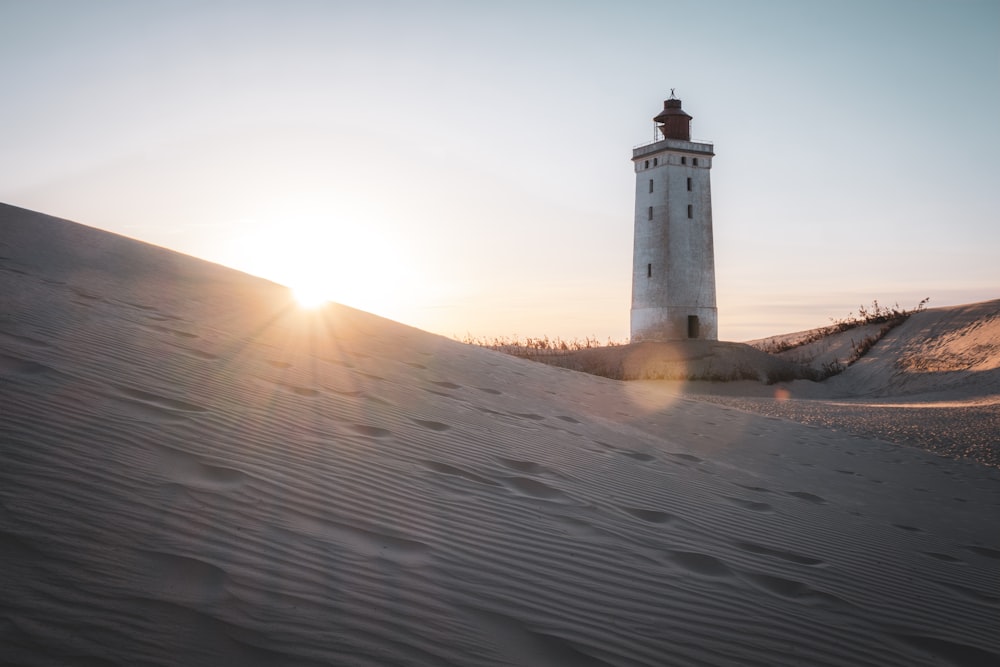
(630, 94), (718, 341)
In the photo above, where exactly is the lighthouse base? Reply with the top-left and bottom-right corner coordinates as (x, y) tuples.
(630, 306), (718, 342)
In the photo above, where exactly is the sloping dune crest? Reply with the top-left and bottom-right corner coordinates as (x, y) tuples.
(2, 203), (999, 666)
(752, 302), (1000, 400)
(826, 300), (1000, 400)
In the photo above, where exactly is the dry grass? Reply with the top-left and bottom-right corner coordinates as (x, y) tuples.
(460, 300), (931, 384)
(459, 334), (627, 358)
(751, 298), (931, 378)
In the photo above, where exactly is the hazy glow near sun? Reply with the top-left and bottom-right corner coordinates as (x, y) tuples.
(221, 207), (414, 319)
(292, 284), (329, 309)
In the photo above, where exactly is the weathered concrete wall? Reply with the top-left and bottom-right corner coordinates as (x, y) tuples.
(630, 138), (718, 341)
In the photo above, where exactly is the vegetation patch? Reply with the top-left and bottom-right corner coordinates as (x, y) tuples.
(460, 299), (930, 384)
(460, 334), (626, 359)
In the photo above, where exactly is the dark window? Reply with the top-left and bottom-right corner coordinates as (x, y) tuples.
(647, 263), (652, 278)
(687, 315), (700, 339)
(648, 179), (654, 193)
(681, 156), (687, 165)
(644, 159), (649, 169)
(648, 206), (653, 220)
(687, 204), (693, 218)
(686, 177), (692, 191)
(653, 157), (658, 166)
(693, 158), (699, 166)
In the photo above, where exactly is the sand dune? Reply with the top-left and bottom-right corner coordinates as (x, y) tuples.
(2, 203), (999, 666)
(751, 301), (1000, 400)
(676, 302), (1000, 466)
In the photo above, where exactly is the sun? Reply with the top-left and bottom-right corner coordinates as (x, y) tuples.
(222, 205), (415, 318)
(292, 283), (330, 309)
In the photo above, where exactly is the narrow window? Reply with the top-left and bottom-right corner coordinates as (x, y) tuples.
(693, 158), (699, 166)
(653, 157), (658, 166)
(647, 263), (652, 278)
(686, 177), (692, 191)
(681, 156), (687, 165)
(644, 159), (649, 169)
(687, 315), (700, 339)
(648, 179), (654, 193)
(647, 206), (653, 220)
(687, 204), (693, 218)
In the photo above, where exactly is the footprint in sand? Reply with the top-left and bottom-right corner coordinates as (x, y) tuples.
(463, 607), (614, 667)
(622, 507), (675, 524)
(785, 491), (826, 505)
(891, 524), (923, 533)
(0, 264), (29, 276)
(0, 331), (51, 348)
(423, 461), (500, 487)
(892, 634), (1000, 667)
(496, 458), (558, 476)
(410, 418), (451, 432)
(722, 497), (774, 512)
(347, 424), (393, 438)
(0, 354), (55, 376)
(271, 381), (321, 397)
(121, 300), (159, 312)
(109, 386), (209, 422)
(430, 380), (462, 390)
(144, 323), (199, 339)
(665, 550), (733, 577)
(137, 550), (229, 605)
(327, 388), (364, 398)
(145, 312), (185, 322)
(292, 516), (433, 567)
(504, 477), (569, 501)
(425, 389), (455, 398)
(71, 287), (102, 301)
(322, 357), (355, 369)
(921, 552), (963, 563)
(476, 387), (503, 395)
(155, 445), (247, 491)
(733, 484), (772, 494)
(964, 545), (1000, 560)
(931, 580), (1000, 605)
(590, 442), (655, 462)
(742, 572), (847, 607)
(164, 341), (218, 360)
(620, 450), (655, 462)
(666, 452), (703, 464)
(733, 541), (824, 566)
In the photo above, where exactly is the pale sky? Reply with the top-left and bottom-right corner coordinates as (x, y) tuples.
(2, 0), (998, 342)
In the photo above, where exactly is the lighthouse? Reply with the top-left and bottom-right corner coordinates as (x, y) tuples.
(630, 94), (718, 341)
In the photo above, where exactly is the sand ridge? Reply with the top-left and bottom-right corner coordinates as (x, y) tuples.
(2, 203), (999, 666)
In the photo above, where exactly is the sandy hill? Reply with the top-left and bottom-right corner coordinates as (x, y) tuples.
(822, 300), (1000, 399)
(2, 203), (999, 666)
(524, 300), (1000, 465)
(513, 339), (806, 383)
(523, 302), (1000, 398)
(747, 303), (1000, 400)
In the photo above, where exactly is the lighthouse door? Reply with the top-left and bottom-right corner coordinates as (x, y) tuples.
(687, 315), (700, 339)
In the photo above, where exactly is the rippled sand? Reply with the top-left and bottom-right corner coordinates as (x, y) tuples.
(3, 204), (999, 666)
